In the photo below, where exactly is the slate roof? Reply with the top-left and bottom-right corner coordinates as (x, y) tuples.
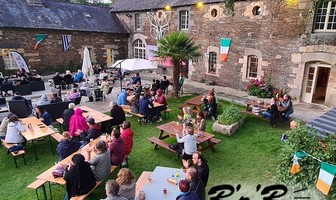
(0, 0), (129, 34)
(111, 0), (223, 12)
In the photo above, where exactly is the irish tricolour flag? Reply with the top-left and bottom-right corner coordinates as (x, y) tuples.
(220, 38), (231, 62)
(316, 162), (336, 195)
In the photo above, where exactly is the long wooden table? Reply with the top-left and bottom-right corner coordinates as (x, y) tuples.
(135, 171), (152, 200)
(155, 121), (216, 152)
(183, 94), (204, 112)
(21, 116), (57, 160)
(127, 95), (163, 108)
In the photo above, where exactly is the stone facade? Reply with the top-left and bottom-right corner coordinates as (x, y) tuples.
(115, 0), (336, 107)
(0, 28), (128, 74)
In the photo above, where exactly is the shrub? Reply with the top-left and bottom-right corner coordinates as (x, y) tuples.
(246, 79), (273, 98)
(217, 105), (244, 125)
(276, 125), (336, 199)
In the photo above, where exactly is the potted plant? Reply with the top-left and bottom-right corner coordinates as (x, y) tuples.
(212, 105), (245, 135)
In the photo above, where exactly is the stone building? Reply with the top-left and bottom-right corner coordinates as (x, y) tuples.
(111, 0), (336, 107)
(0, 0), (129, 73)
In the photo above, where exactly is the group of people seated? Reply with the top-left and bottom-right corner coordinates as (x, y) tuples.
(262, 93), (294, 127)
(52, 69), (84, 88)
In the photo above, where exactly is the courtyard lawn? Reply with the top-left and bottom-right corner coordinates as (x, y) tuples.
(0, 94), (289, 199)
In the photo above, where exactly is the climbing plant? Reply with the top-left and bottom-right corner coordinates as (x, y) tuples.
(223, 0), (235, 12)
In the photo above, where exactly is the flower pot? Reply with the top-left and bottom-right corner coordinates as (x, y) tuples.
(212, 118), (245, 135)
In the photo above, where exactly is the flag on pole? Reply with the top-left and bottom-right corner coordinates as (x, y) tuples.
(220, 38), (232, 62)
(10, 51), (30, 73)
(33, 34), (47, 50)
(316, 162), (336, 195)
(61, 35), (72, 52)
(291, 151), (307, 174)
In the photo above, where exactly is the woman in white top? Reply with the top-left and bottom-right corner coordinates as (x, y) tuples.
(5, 115), (26, 145)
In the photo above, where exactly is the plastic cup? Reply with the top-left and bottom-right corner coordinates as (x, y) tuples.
(147, 176), (152, 183)
(163, 188), (167, 195)
(176, 122), (179, 127)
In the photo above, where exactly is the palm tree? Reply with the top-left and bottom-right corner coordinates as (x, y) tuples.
(153, 31), (202, 97)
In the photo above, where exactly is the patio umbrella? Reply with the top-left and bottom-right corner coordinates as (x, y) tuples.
(82, 47), (93, 79)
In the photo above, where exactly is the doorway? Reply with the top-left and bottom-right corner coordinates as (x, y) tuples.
(301, 63), (331, 104)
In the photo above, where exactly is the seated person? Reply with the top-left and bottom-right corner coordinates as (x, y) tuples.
(1, 78), (14, 96)
(87, 140), (111, 181)
(178, 106), (193, 126)
(262, 97), (279, 127)
(185, 167), (205, 200)
(153, 89), (168, 122)
(62, 103), (75, 131)
(116, 168), (136, 200)
(182, 151), (210, 187)
(176, 180), (198, 200)
(117, 89), (131, 106)
(109, 101), (126, 127)
(56, 131), (80, 161)
(35, 106), (52, 126)
(130, 72), (141, 85)
(108, 129), (125, 166)
(73, 69), (84, 83)
(16, 68), (27, 78)
(203, 88), (217, 120)
(279, 94), (294, 121)
(170, 125), (197, 160)
(79, 118), (101, 146)
(69, 108), (89, 137)
(130, 93), (140, 114)
(0, 113), (15, 139)
(11, 92), (30, 109)
(80, 79), (94, 102)
(99, 77), (109, 96)
(15, 77), (29, 86)
(133, 81), (142, 95)
(49, 93), (63, 103)
(5, 115), (26, 146)
(63, 70), (74, 85)
(93, 64), (101, 75)
(139, 93), (155, 122)
(36, 94), (50, 106)
(63, 154), (96, 199)
(191, 112), (206, 132)
(104, 180), (128, 200)
(66, 89), (80, 102)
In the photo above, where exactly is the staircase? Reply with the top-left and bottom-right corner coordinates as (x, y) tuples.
(306, 108), (336, 137)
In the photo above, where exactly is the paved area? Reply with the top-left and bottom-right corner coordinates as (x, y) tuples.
(3, 72), (332, 123)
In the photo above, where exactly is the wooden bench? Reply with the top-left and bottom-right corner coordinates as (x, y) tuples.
(51, 133), (63, 142)
(70, 165), (117, 200)
(148, 137), (179, 155)
(210, 138), (222, 145)
(163, 108), (171, 119)
(27, 179), (47, 200)
(1, 139), (26, 168)
(241, 110), (268, 121)
(122, 107), (146, 126)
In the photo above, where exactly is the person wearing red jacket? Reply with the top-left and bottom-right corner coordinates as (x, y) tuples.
(120, 121), (134, 166)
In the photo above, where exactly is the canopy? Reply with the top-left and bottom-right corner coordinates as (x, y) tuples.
(148, 57), (186, 67)
(111, 58), (157, 71)
(81, 47), (93, 78)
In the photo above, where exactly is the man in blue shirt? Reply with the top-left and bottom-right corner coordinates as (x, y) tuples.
(117, 88), (131, 106)
(73, 69), (84, 83)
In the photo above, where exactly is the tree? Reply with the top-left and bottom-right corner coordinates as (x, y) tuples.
(153, 31), (201, 97)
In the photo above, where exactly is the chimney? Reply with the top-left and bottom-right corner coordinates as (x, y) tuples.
(27, 0), (43, 6)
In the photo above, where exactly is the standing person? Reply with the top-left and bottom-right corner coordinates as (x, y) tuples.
(0, 113), (15, 139)
(69, 108), (89, 137)
(120, 121), (134, 166)
(191, 112), (206, 132)
(62, 103), (75, 131)
(109, 101), (126, 127)
(160, 75), (170, 94)
(5, 115), (26, 146)
(56, 131), (80, 161)
(182, 152), (209, 187)
(116, 168), (136, 200)
(108, 129), (125, 166)
(279, 94), (294, 121)
(87, 140), (111, 181)
(103, 180), (128, 200)
(262, 97), (279, 127)
(63, 154), (96, 200)
(99, 77), (110, 96)
(178, 73), (185, 92)
(79, 118), (101, 146)
(153, 89), (168, 122)
(185, 167), (205, 200)
(176, 179), (198, 200)
(35, 106), (52, 126)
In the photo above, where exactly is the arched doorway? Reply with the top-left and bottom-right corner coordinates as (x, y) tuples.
(301, 62), (331, 104)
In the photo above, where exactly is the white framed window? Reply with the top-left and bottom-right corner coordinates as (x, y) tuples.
(247, 55), (258, 78)
(314, 1), (336, 32)
(133, 39), (145, 59)
(1, 49), (18, 70)
(135, 13), (142, 31)
(208, 52), (217, 73)
(179, 10), (189, 30)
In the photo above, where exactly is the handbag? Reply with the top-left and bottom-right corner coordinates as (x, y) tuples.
(52, 166), (65, 178)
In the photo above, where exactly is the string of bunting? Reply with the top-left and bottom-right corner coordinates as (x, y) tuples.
(291, 150), (336, 196)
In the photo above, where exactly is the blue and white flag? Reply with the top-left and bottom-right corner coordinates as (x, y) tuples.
(61, 35), (72, 52)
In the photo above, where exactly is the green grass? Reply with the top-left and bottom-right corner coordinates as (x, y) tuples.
(0, 94), (290, 199)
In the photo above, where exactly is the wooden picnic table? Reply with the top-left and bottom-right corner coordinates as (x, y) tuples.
(155, 121), (216, 152)
(245, 101), (286, 112)
(21, 116), (56, 160)
(135, 171), (152, 199)
(184, 94), (204, 112)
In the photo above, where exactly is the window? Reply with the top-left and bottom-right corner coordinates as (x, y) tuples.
(135, 13), (142, 30)
(133, 39), (145, 59)
(247, 55), (258, 78)
(1, 49), (18, 70)
(179, 10), (189, 30)
(252, 6), (262, 16)
(208, 52), (217, 73)
(314, 1), (336, 32)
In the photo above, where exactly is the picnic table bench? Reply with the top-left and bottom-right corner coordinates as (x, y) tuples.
(1, 139), (26, 168)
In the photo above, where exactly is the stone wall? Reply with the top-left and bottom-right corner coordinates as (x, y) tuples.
(0, 28), (129, 73)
